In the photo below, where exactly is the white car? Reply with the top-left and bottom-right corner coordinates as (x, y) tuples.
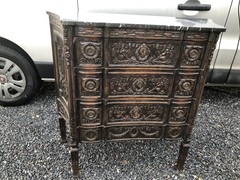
(0, 0), (239, 106)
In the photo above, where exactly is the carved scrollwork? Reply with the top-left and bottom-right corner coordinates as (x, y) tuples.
(78, 42), (102, 65)
(57, 99), (69, 121)
(107, 126), (162, 140)
(110, 42), (179, 66)
(109, 76), (170, 96)
(56, 35), (68, 103)
(108, 104), (166, 123)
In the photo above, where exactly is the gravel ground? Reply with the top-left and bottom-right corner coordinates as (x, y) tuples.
(0, 83), (240, 180)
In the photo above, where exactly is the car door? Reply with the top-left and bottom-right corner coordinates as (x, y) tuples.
(77, 0), (239, 85)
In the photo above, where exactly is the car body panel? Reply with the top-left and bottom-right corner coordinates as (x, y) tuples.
(0, 0), (239, 85)
(0, 0), (78, 63)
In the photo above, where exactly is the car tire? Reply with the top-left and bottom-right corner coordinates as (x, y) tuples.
(0, 45), (41, 106)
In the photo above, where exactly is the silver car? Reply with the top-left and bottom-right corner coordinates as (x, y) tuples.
(0, 0), (239, 106)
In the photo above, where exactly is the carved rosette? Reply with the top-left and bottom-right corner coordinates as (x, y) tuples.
(78, 42), (102, 64)
(81, 78), (101, 96)
(80, 128), (101, 142)
(109, 76), (171, 96)
(107, 126), (163, 140)
(180, 45), (205, 68)
(167, 126), (183, 138)
(110, 42), (179, 66)
(108, 104), (166, 123)
(81, 107), (101, 124)
(169, 106), (189, 123)
(175, 78), (196, 97)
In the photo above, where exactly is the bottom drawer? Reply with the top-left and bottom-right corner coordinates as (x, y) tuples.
(78, 124), (187, 142)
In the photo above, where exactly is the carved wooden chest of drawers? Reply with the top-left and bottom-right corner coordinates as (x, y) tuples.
(47, 12), (225, 177)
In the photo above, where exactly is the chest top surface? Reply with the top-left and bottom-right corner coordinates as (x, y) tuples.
(61, 12), (226, 32)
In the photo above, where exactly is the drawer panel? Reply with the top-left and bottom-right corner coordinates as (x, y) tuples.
(107, 39), (181, 67)
(106, 71), (174, 98)
(105, 126), (164, 141)
(104, 100), (169, 126)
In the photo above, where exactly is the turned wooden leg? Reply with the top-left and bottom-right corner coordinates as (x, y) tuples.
(71, 147), (79, 177)
(59, 117), (67, 143)
(176, 141), (190, 170)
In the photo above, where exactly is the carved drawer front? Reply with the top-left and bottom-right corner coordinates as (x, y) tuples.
(76, 69), (102, 98)
(75, 38), (103, 66)
(79, 127), (102, 143)
(165, 125), (187, 139)
(168, 100), (192, 124)
(184, 32), (209, 42)
(105, 126), (164, 141)
(104, 100), (169, 126)
(179, 41), (207, 69)
(174, 71), (199, 98)
(78, 101), (102, 126)
(108, 39), (181, 67)
(105, 70), (174, 98)
(109, 28), (183, 40)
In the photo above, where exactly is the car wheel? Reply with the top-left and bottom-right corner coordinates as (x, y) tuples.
(0, 45), (40, 106)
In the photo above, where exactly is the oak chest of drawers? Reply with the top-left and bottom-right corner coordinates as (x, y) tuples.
(48, 12), (225, 177)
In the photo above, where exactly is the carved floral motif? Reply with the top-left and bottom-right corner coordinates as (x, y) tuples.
(110, 42), (179, 66)
(108, 104), (166, 123)
(109, 76), (171, 96)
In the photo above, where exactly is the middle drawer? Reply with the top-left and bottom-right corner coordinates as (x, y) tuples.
(104, 69), (175, 98)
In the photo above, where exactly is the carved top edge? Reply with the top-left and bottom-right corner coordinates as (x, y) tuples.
(60, 12), (226, 32)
